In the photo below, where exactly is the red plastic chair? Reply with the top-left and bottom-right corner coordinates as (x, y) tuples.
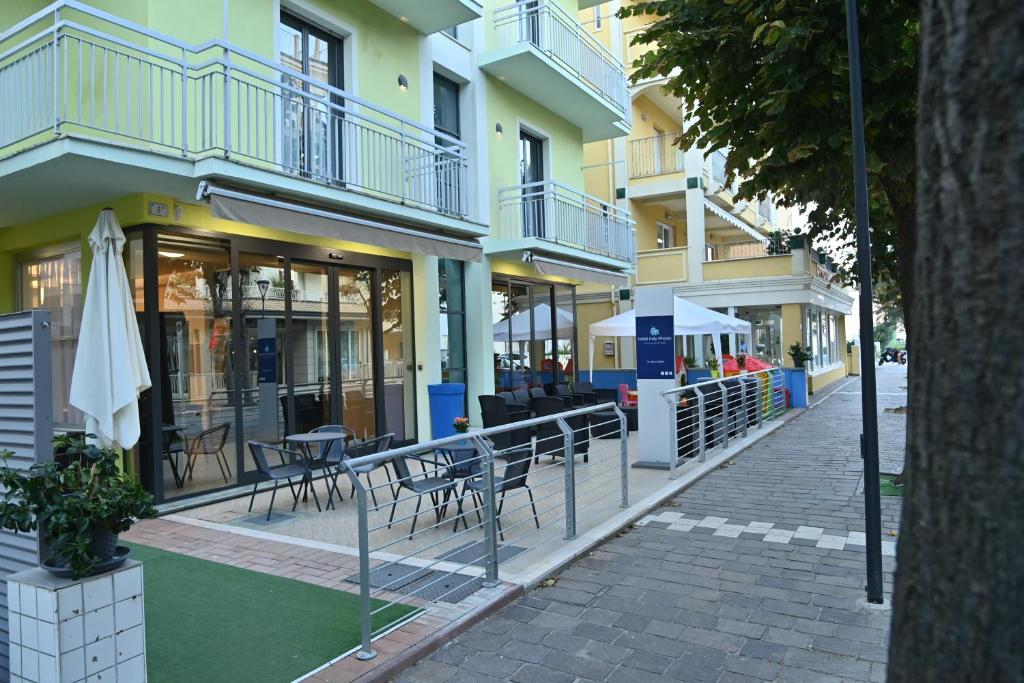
(619, 384), (638, 408)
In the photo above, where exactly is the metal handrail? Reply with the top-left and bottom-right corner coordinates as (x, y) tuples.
(497, 180), (637, 263)
(0, 0), (469, 217)
(492, 0), (629, 118)
(628, 133), (686, 178)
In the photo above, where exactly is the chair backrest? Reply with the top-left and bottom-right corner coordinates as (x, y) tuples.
(478, 394), (507, 416)
(554, 384), (572, 397)
(247, 441), (301, 477)
(532, 397), (565, 457)
(499, 451), (532, 491)
(529, 387), (546, 400)
(310, 424), (352, 463)
(389, 455), (417, 491)
(442, 446), (480, 479)
(498, 391), (516, 405)
(344, 433), (394, 461)
(573, 381), (594, 393)
(512, 389), (530, 405)
(191, 422), (230, 454)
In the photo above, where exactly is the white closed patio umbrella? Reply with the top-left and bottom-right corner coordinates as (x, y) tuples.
(69, 209), (151, 449)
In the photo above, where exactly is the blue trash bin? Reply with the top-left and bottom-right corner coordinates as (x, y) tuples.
(782, 368), (808, 408)
(428, 383), (466, 439)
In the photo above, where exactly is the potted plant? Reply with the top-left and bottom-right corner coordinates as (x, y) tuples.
(707, 355), (720, 378)
(788, 342), (812, 368)
(0, 435), (156, 579)
(736, 352), (748, 374)
(683, 355), (696, 370)
(452, 417), (471, 434)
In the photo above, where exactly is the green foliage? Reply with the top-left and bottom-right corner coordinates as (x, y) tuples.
(736, 352), (749, 368)
(684, 355), (697, 369)
(0, 436), (156, 579)
(788, 342), (813, 367)
(707, 355), (720, 370)
(621, 0), (919, 305)
(874, 321), (898, 349)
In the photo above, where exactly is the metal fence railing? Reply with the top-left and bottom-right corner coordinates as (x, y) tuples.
(498, 180), (637, 264)
(492, 0), (629, 121)
(340, 402), (628, 660)
(662, 368), (786, 480)
(628, 134), (685, 179)
(709, 240), (792, 262)
(0, 0), (468, 217)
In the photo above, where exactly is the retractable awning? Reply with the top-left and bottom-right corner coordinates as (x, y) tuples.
(196, 182), (483, 262)
(527, 253), (629, 287)
(704, 198), (768, 243)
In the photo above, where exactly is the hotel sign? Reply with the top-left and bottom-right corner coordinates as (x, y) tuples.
(636, 315), (675, 379)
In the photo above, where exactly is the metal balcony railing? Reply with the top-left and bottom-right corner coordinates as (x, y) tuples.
(492, 0), (629, 121)
(708, 240), (791, 262)
(498, 181), (636, 264)
(627, 134), (685, 178)
(0, 1), (468, 217)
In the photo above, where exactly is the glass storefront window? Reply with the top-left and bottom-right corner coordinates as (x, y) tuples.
(338, 267), (377, 439)
(736, 306), (783, 366)
(290, 261), (331, 432)
(19, 248), (83, 428)
(554, 285), (576, 384)
(156, 235), (237, 499)
(381, 269), (415, 442)
(439, 259), (466, 385)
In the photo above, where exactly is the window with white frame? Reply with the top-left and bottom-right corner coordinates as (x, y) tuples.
(19, 247), (84, 428)
(656, 222), (675, 249)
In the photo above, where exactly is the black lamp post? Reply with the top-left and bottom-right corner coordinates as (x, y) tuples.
(844, 0), (884, 604)
(256, 278), (270, 319)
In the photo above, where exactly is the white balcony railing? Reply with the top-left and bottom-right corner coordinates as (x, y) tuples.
(0, 1), (468, 217)
(628, 134), (685, 178)
(492, 0), (629, 121)
(498, 180), (636, 264)
(708, 240), (791, 262)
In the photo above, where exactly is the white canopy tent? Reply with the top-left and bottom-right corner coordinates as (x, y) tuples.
(587, 296), (752, 381)
(492, 303), (574, 342)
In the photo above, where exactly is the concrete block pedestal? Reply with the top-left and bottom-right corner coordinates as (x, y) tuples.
(7, 560), (146, 682)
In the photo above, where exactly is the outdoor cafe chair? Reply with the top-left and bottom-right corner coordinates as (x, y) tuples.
(387, 455), (458, 539)
(533, 396), (589, 464)
(338, 433), (395, 510)
(308, 425), (352, 508)
(456, 449), (538, 541)
(246, 441), (308, 521)
(530, 386), (570, 411)
(550, 383), (587, 406)
(572, 381), (618, 405)
(183, 422), (232, 484)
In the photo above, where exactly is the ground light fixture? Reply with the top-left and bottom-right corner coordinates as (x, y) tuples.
(844, 0), (884, 604)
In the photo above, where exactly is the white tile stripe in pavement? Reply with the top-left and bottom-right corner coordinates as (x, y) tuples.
(636, 511), (897, 556)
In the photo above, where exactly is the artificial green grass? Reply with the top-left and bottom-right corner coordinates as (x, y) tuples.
(125, 542), (416, 683)
(880, 473), (904, 497)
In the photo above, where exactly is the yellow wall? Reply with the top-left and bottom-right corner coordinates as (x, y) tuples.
(576, 299), (618, 371)
(780, 303), (804, 369)
(808, 364), (847, 394)
(703, 255), (792, 281)
(636, 247), (688, 284)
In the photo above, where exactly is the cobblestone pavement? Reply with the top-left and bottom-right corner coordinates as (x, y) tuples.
(397, 367), (907, 683)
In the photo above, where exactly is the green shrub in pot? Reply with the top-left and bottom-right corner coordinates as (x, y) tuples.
(0, 435), (156, 579)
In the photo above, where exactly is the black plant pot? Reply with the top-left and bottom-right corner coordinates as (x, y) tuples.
(43, 526), (130, 578)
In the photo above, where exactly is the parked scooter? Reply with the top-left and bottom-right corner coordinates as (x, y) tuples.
(878, 347), (907, 365)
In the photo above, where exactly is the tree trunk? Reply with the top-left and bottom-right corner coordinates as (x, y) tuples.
(888, 1), (1024, 681)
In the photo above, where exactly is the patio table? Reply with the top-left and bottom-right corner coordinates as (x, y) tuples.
(284, 432), (343, 511)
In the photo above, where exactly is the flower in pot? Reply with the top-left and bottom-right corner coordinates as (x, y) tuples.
(453, 417), (471, 434)
(0, 436), (156, 580)
(683, 355), (697, 370)
(707, 355), (720, 377)
(736, 353), (748, 373)
(788, 342), (812, 369)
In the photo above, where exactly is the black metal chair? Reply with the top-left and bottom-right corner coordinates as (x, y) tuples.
(460, 450), (539, 541)
(183, 422), (232, 484)
(531, 386), (570, 410)
(387, 455), (458, 539)
(497, 391), (530, 420)
(307, 425), (351, 508)
(246, 442), (307, 521)
(533, 396), (589, 464)
(340, 433), (395, 510)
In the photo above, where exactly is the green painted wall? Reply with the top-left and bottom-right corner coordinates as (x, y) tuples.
(486, 78), (585, 236)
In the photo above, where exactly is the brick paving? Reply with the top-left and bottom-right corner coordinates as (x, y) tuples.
(397, 367), (907, 683)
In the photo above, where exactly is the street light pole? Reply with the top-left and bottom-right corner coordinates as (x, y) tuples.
(844, 0), (884, 604)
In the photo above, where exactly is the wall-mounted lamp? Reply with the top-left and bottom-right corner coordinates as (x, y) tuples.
(495, 122), (503, 137)
(398, 74), (409, 92)
(640, 113), (649, 122)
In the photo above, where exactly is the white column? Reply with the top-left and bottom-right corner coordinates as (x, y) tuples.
(635, 286), (676, 468)
(464, 256), (495, 426)
(412, 254), (442, 440)
(683, 148), (706, 283)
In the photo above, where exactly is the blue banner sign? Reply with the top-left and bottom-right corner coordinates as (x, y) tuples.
(636, 315), (675, 380)
(257, 337), (277, 384)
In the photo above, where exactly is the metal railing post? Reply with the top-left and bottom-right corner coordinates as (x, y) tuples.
(556, 417), (576, 540)
(474, 435), (500, 586)
(52, 8), (60, 134)
(696, 390), (707, 462)
(222, 46), (231, 156)
(739, 380), (749, 437)
(667, 393), (679, 480)
(180, 48), (188, 155)
(614, 405), (628, 507)
(348, 466), (377, 661)
(720, 382), (730, 448)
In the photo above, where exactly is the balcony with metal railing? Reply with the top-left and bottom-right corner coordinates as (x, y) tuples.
(628, 134), (686, 179)
(0, 1), (470, 224)
(497, 180), (636, 266)
(481, 0), (630, 142)
(367, 0), (482, 35)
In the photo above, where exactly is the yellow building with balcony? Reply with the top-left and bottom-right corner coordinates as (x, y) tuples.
(577, 0), (852, 394)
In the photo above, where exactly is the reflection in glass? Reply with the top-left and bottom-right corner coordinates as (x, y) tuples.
(492, 282), (513, 391)
(156, 235), (237, 499)
(338, 268), (376, 439)
(509, 282), (531, 389)
(532, 284), (555, 388)
(290, 261), (331, 430)
(554, 285), (575, 384)
(439, 259), (466, 385)
(382, 269), (415, 442)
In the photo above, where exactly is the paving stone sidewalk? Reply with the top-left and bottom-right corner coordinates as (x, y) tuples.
(397, 367), (907, 683)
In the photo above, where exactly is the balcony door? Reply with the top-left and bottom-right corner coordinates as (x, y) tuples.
(278, 12), (344, 183)
(519, 130), (546, 238)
